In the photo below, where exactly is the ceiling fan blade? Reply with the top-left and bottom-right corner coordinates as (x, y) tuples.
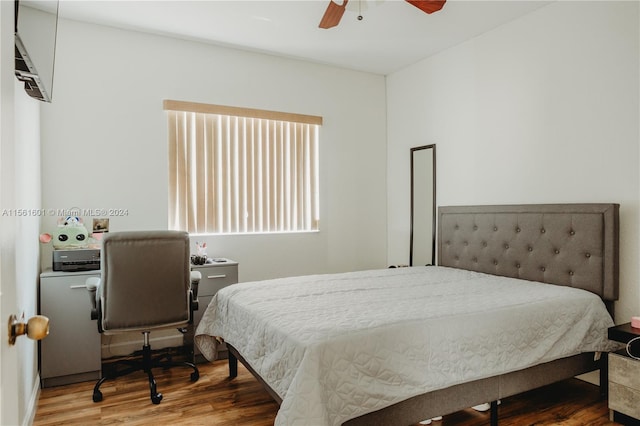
(405, 0), (446, 14)
(319, 0), (349, 29)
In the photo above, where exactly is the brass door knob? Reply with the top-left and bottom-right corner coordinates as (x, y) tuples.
(8, 314), (49, 345)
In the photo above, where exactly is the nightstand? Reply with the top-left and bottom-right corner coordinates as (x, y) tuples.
(608, 323), (640, 425)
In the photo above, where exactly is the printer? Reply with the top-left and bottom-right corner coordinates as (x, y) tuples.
(53, 249), (100, 272)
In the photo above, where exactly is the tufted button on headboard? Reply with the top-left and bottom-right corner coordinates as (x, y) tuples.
(438, 204), (619, 303)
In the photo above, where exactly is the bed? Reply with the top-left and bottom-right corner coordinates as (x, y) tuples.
(195, 203), (620, 426)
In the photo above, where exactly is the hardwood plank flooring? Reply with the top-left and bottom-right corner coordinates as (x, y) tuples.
(34, 360), (620, 425)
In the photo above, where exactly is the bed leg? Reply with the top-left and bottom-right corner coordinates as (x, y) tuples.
(490, 400), (499, 426)
(600, 352), (608, 398)
(228, 351), (238, 378)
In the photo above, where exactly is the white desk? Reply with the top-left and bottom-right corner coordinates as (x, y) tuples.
(39, 260), (238, 387)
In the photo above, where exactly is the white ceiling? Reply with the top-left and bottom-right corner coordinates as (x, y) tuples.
(56, 0), (552, 75)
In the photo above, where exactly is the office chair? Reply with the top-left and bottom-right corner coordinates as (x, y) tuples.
(86, 230), (201, 404)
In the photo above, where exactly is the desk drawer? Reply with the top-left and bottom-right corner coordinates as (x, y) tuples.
(195, 265), (238, 296)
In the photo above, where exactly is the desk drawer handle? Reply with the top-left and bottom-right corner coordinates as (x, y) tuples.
(207, 274), (227, 279)
(69, 285), (88, 289)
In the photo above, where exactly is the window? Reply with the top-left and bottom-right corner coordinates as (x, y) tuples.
(164, 100), (322, 235)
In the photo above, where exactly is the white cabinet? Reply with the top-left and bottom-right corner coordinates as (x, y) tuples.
(39, 269), (101, 388)
(191, 259), (238, 360)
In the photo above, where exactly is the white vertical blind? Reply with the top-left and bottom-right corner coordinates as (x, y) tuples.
(166, 104), (320, 234)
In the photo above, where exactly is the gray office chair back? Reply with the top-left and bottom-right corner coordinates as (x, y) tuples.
(100, 230), (191, 334)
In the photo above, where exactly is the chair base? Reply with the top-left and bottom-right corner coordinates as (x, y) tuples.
(92, 340), (199, 404)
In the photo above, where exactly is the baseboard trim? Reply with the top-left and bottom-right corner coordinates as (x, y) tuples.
(24, 372), (41, 426)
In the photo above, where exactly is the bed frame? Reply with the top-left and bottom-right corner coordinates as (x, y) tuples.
(226, 203), (620, 426)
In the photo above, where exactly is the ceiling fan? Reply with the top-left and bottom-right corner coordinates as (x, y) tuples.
(319, 0), (446, 29)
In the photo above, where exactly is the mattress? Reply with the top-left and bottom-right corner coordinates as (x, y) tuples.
(195, 266), (617, 426)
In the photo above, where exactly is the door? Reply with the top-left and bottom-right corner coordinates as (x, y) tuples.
(1, 1), (20, 424)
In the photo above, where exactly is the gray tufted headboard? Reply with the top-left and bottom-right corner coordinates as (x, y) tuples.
(438, 204), (619, 305)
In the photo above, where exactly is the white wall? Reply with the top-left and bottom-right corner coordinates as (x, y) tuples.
(387, 1), (639, 324)
(40, 19), (388, 281)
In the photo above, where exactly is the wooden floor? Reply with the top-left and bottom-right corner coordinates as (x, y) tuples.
(34, 360), (620, 426)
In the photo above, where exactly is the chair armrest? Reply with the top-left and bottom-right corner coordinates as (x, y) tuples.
(85, 277), (101, 320)
(190, 271), (201, 311)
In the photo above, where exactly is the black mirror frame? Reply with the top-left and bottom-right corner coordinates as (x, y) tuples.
(409, 144), (436, 266)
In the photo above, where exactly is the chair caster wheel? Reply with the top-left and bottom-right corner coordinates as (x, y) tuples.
(191, 371), (199, 381)
(92, 391), (103, 402)
(151, 393), (163, 404)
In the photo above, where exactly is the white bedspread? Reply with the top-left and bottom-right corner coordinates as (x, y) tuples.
(195, 266), (617, 426)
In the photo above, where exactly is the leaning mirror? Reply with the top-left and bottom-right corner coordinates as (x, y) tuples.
(410, 145), (436, 266)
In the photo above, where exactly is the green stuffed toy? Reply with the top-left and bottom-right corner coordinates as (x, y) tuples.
(40, 216), (89, 249)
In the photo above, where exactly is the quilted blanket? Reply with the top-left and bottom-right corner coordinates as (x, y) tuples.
(195, 266), (617, 426)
